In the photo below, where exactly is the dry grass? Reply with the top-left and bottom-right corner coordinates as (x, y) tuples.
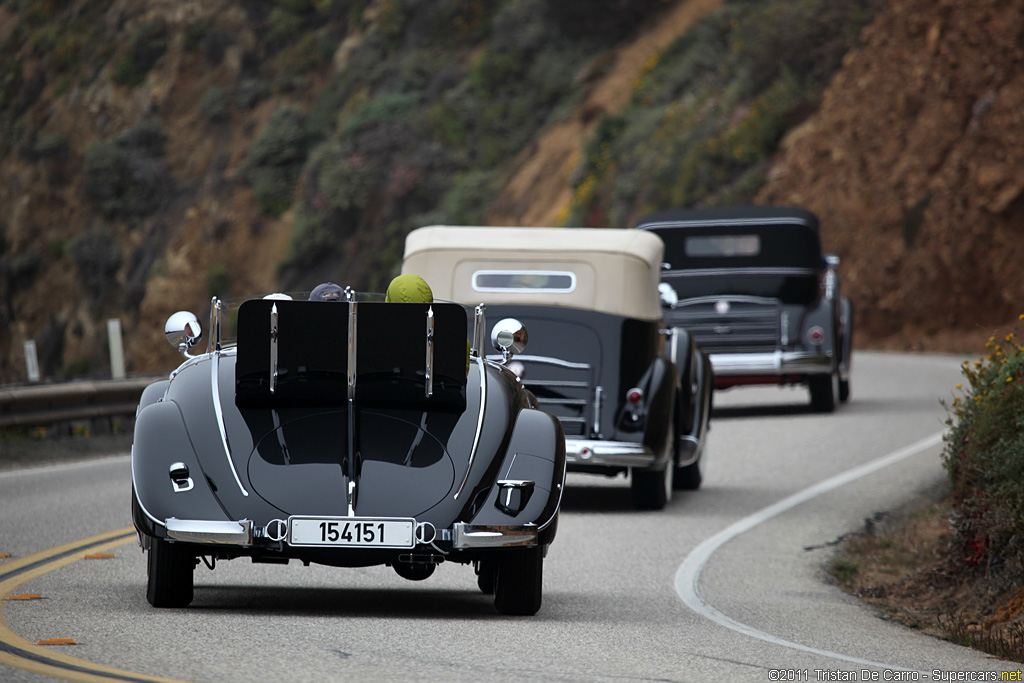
(833, 497), (1024, 662)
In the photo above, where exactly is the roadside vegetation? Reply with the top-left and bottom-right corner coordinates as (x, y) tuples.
(832, 316), (1024, 663)
(564, 0), (881, 227)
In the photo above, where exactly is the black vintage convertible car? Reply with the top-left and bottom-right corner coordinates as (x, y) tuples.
(635, 206), (853, 412)
(402, 226), (713, 510)
(131, 290), (565, 615)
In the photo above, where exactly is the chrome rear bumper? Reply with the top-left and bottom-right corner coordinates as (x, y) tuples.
(709, 350), (832, 376)
(166, 518), (253, 546)
(564, 439), (655, 468)
(452, 524), (537, 549)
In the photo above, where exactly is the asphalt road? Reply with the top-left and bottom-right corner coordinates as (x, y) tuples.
(1, 351), (1018, 682)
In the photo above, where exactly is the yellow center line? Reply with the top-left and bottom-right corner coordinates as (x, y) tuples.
(0, 527), (189, 683)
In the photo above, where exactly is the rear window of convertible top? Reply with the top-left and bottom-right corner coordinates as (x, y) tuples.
(472, 270), (576, 292)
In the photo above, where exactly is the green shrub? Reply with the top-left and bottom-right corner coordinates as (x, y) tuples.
(265, 7), (305, 51)
(244, 105), (309, 216)
(112, 20), (167, 87)
(340, 91), (418, 139)
(206, 263), (230, 298)
(83, 116), (169, 218)
(943, 324), (1024, 576)
(200, 85), (230, 122)
(68, 228), (121, 296)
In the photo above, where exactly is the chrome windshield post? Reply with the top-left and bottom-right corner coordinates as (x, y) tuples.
(269, 303), (279, 394)
(471, 304), (486, 358)
(425, 305), (435, 398)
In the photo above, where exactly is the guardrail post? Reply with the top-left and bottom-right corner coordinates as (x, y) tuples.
(107, 318), (126, 380)
(24, 340), (40, 383)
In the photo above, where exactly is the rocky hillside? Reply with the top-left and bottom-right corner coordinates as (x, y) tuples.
(758, 0), (1024, 351)
(0, 0), (1021, 384)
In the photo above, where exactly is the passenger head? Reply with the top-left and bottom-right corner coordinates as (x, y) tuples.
(308, 282), (344, 302)
(385, 274), (433, 303)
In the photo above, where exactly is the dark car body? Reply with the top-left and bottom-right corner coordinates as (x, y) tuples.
(402, 226), (713, 510)
(635, 206), (852, 412)
(132, 292), (565, 615)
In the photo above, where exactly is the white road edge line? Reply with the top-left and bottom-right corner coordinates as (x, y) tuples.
(674, 431), (945, 673)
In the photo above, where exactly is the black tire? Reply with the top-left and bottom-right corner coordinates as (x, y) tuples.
(839, 378), (851, 403)
(146, 537), (195, 608)
(808, 373), (838, 413)
(476, 560), (497, 595)
(630, 462), (672, 510)
(674, 456), (702, 491)
(493, 546), (543, 616)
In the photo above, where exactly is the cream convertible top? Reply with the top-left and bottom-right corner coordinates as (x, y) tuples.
(402, 226), (665, 322)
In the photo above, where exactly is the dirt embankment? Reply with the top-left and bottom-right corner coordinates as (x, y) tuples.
(757, 0), (1024, 355)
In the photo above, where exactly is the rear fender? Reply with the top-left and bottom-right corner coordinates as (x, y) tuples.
(132, 400), (230, 537)
(798, 299), (837, 364)
(466, 408), (566, 536)
(635, 357), (675, 465)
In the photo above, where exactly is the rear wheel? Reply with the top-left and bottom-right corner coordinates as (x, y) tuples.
(493, 546), (543, 616)
(146, 537), (195, 608)
(631, 461), (673, 510)
(808, 373), (838, 413)
(674, 455), (702, 491)
(475, 560), (497, 595)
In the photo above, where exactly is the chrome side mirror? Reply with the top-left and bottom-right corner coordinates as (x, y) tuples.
(491, 318), (528, 362)
(165, 311), (202, 357)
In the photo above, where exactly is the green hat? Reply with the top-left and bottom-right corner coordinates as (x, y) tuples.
(385, 274), (433, 303)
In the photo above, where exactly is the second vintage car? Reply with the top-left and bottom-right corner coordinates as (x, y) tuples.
(401, 226), (713, 510)
(132, 288), (565, 615)
(635, 206), (852, 412)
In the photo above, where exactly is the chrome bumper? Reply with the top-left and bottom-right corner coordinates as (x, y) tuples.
(162, 519), (540, 550)
(452, 523), (537, 549)
(166, 518), (253, 546)
(709, 350), (832, 376)
(564, 439), (655, 468)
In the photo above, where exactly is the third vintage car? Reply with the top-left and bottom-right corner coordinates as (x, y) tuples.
(635, 206), (852, 412)
(401, 226), (713, 510)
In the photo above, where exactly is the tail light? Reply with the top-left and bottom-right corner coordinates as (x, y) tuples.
(626, 388), (644, 405)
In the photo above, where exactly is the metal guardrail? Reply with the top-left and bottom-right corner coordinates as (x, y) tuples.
(0, 376), (163, 429)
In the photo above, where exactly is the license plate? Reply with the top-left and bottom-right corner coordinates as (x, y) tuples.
(288, 516), (415, 548)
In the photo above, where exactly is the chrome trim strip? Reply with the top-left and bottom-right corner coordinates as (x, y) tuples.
(451, 523), (537, 549)
(454, 356), (487, 500)
(709, 351), (832, 376)
(592, 386), (603, 436)
(211, 351), (249, 496)
(664, 267), (819, 278)
(425, 305), (434, 398)
(486, 354), (590, 370)
(166, 518), (252, 546)
(564, 438), (656, 468)
(346, 299), (358, 516)
(639, 216), (814, 229)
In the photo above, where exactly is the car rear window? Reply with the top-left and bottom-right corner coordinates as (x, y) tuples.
(685, 234), (761, 257)
(472, 270), (577, 293)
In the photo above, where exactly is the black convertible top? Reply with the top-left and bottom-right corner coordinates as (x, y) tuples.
(634, 206), (824, 271)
